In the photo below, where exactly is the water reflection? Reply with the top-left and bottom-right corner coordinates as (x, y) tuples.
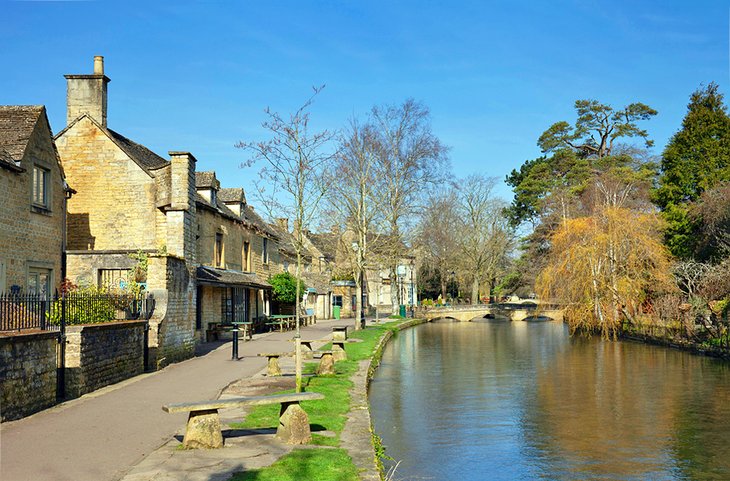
(369, 321), (730, 481)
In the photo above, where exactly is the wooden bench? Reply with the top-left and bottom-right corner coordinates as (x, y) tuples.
(205, 322), (231, 342)
(162, 392), (325, 448)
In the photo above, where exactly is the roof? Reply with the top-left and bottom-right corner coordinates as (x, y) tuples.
(219, 187), (245, 204)
(196, 266), (272, 289)
(195, 192), (241, 221)
(306, 232), (338, 259)
(55, 114), (169, 173)
(0, 105), (43, 164)
(240, 204), (279, 239)
(268, 222), (315, 260)
(195, 171), (218, 189)
(106, 128), (168, 170)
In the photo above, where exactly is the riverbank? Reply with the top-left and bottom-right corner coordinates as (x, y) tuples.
(218, 317), (429, 481)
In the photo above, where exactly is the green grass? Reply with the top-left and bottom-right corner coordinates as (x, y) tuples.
(228, 320), (405, 480)
(229, 448), (359, 481)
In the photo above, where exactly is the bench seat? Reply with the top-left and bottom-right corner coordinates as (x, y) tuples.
(163, 392), (325, 448)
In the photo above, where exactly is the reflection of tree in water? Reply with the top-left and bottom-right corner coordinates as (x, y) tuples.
(524, 338), (730, 480)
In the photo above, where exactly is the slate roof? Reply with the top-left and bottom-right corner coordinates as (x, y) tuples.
(195, 171), (217, 188)
(195, 192), (241, 221)
(54, 114), (169, 174)
(106, 128), (168, 170)
(219, 187), (245, 204)
(268, 222), (314, 260)
(307, 232), (338, 259)
(196, 266), (272, 289)
(0, 105), (43, 164)
(240, 204), (279, 239)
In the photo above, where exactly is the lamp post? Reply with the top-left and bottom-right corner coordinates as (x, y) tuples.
(352, 242), (365, 329)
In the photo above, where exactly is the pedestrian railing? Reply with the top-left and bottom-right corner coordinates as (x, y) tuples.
(0, 292), (155, 332)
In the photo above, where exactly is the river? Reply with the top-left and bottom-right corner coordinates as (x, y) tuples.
(369, 320), (730, 480)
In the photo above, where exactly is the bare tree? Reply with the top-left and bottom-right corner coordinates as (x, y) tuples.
(369, 99), (449, 311)
(457, 175), (513, 304)
(326, 119), (385, 330)
(417, 186), (460, 300)
(236, 87), (335, 392)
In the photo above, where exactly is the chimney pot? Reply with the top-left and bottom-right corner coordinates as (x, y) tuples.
(93, 56), (104, 75)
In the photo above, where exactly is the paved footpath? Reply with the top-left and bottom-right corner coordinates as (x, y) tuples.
(1, 318), (355, 481)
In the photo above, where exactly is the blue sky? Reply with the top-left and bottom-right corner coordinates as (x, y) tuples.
(2, 1), (728, 202)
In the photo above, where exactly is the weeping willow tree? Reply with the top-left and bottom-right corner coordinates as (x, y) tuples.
(537, 205), (674, 339)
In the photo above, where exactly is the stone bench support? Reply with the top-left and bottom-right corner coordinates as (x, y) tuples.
(163, 392), (325, 448)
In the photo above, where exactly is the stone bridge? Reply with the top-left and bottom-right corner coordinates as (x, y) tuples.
(416, 303), (564, 322)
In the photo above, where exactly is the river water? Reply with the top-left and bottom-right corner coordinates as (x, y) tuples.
(369, 320), (730, 481)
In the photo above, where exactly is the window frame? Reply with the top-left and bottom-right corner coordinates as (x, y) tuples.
(31, 164), (50, 211)
(243, 241), (251, 271)
(262, 238), (269, 265)
(215, 232), (224, 267)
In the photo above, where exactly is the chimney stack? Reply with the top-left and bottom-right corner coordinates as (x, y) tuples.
(93, 55), (104, 75)
(65, 55), (110, 127)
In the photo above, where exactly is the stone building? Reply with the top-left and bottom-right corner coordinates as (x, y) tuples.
(54, 57), (197, 367)
(0, 105), (70, 296)
(194, 172), (275, 335)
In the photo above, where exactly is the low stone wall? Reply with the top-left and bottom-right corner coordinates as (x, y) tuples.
(0, 331), (58, 422)
(64, 321), (146, 399)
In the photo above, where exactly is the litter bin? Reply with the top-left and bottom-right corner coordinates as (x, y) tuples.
(399, 304), (406, 317)
(333, 305), (341, 319)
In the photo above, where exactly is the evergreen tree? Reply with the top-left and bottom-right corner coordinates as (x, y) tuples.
(654, 83), (730, 258)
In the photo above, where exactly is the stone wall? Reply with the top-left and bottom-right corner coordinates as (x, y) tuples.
(0, 109), (65, 294)
(0, 331), (58, 422)
(64, 321), (146, 399)
(55, 117), (159, 252)
(147, 256), (196, 369)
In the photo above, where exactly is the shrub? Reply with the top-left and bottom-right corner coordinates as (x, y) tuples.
(269, 272), (306, 304)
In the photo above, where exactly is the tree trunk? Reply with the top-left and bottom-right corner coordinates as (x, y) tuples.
(471, 277), (479, 305)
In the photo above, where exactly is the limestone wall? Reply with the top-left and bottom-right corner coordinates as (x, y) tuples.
(64, 321), (146, 399)
(0, 111), (65, 294)
(147, 256), (195, 369)
(0, 331), (58, 422)
(55, 117), (159, 252)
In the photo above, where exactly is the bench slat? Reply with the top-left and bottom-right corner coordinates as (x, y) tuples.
(163, 392), (324, 413)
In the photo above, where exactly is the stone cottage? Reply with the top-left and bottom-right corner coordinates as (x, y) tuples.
(54, 56), (197, 368)
(194, 172), (277, 336)
(0, 105), (70, 297)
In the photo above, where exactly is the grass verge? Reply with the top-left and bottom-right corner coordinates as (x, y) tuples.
(227, 321), (403, 480)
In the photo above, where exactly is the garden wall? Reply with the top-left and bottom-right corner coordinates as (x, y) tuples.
(64, 321), (146, 399)
(0, 331), (58, 422)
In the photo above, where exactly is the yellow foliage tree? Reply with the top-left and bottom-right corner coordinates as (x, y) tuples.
(537, 206), (674, 338)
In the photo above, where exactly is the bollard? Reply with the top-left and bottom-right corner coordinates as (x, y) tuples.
(231, 326), (239, 360)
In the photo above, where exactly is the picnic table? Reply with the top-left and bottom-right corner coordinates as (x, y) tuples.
(266, 314), (295, 332)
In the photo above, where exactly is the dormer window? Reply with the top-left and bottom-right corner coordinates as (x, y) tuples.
(210, 189), (217, 206)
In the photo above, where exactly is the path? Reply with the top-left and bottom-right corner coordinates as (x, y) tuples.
(0, 318), (355, 481)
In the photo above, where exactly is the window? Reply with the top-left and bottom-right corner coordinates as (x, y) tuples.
(215, 232), (223, 267)
(32, 165), (49, 209)
(243, 241), (250, 271)
(98, 269), (131, 289)
(283, 261), (289, 272)
(262, 238), (269, 264)
(28, 268), (51, 299)
(222, 287), (248, 324)
(333, 295), (343, 307)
